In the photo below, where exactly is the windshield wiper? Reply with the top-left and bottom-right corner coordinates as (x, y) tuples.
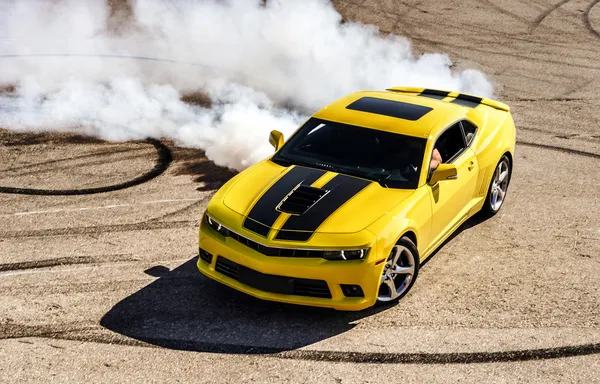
(271, 155), (293, 166)
(328, 166), (396, 187)
(271, 155), (317, 169)
(317, 163), (385, 184)
(367, 172), (394, 187)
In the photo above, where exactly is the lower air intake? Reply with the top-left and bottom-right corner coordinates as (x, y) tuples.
(215, 257), (238, 280)
(214, 256), (331, 299)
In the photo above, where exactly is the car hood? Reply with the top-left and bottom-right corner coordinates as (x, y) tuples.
(223, 161), (414, 236)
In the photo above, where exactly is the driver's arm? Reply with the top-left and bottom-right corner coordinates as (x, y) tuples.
(430, 148), (442, 171)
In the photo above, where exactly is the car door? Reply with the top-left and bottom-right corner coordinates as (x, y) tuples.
(427, 121), (479, 249)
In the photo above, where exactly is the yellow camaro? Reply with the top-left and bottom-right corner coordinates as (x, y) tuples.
(197, 87), (515, 311)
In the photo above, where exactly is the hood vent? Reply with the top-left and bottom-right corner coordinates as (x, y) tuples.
(277, 184), (328, 215)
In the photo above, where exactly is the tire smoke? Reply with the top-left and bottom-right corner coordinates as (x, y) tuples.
(0, 0), (494, 170)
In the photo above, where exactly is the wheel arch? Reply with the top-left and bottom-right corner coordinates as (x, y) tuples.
(399, 230), (418, 248)
(499, 150), (513, 187)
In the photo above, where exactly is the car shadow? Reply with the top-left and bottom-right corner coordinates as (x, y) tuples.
(100, 209), (490, 354)
(100, 257), (385, 354)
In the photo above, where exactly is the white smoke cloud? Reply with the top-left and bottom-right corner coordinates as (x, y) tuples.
(0, 0), (494, 170)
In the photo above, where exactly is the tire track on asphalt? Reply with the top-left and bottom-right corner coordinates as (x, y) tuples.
(0, 254), (135, 272)
(0, 139), (172, 195)
(410, 27), (600, 54)
(145, 194), (212, 223)
(530, 0), (572, 32)
(283, 343), (600, 364)
(517, 140), (600, 159)
(348, 0), (570, 42)
(507, 97), (588, 102)
(2, 326), (599, 364)
(0, 220), (196, 239)
(479, 0), (533, 25)
(399, 31), (600, 71)
(435, 39), (600, 70)
(0, 323), (93, 341)
(518, 126), (600, 142)
(0, 277), (202, 296)
(0, 146), (137, 174)
(0, 198), (201, 218)
(1, 150), (153, 179)
(584, 0), (600, 39)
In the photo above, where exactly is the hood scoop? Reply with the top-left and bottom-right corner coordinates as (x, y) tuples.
(276, 184), (329, 215)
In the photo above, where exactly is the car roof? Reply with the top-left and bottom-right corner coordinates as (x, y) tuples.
(313, 90), (489, 139)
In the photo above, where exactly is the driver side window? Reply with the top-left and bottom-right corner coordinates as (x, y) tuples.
(434, 123), (466, 163)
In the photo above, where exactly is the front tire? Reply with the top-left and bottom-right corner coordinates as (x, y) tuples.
(480, 154), (512, 218)
(376, 237), (420, 305)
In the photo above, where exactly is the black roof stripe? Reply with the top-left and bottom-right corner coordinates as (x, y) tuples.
(411, 89), (484, 109)
(419, 89), (450, 100)
(451, 98), (480, 108)
(451, 94), (482, 108)
(346, 97), (432, 121)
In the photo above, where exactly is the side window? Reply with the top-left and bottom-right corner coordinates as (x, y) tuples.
(461, 120), (477, 146)
(434, 123), (466, 163)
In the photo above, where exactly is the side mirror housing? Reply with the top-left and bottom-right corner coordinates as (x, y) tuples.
(269, 130), (284, 151)
(428, 163), (458, 186)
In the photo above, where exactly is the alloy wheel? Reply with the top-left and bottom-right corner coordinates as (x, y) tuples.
(490, 157), (510, 212)
(377, 245), (416, 302)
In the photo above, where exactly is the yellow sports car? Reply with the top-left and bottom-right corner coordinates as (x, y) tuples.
(197, 87), (515, 311)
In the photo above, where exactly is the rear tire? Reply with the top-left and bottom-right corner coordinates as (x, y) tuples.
(376, 236), (420, 306)
(480, 154), (512, 218)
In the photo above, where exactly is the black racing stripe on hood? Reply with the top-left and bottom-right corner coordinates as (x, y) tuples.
(242, 218), (272, 237)
(242, 166), (326, 237)
(275, 229), (313, 242)
(274, 174), (371, 241)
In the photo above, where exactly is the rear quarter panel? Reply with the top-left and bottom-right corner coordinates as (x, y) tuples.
(470, 107), (516, 210)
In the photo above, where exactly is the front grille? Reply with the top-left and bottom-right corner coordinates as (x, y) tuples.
(228, 230), (324, 258)
(277, 185), (328, 215)
(294, 280), (332, 298)
(215, 256), (332, 299)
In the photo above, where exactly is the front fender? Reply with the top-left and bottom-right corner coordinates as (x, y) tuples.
(366, 186), (432, 258)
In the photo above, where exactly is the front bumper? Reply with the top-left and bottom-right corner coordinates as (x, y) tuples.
(197, 224), (383, 311)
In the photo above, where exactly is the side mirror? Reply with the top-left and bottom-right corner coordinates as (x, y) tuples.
(269, 130), (284, 151)
(428, 163), (458, 186)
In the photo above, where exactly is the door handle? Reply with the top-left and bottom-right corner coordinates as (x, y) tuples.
(468, 161), (475, 171)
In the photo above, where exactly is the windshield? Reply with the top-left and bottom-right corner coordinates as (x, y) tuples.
(271, 118), (426, 189)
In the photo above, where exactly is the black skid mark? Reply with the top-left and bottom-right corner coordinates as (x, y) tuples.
(0, 139), (172, 195)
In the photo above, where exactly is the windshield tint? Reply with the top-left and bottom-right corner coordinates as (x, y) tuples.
(271, 118), (426, 189)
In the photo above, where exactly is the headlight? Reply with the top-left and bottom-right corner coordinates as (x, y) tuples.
(205, 214), (230, 237)
(322, 248), (369, 261)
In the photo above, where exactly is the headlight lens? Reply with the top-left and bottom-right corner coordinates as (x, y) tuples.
(322, 249), (368, 261)
(205, 214), (230, 237)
